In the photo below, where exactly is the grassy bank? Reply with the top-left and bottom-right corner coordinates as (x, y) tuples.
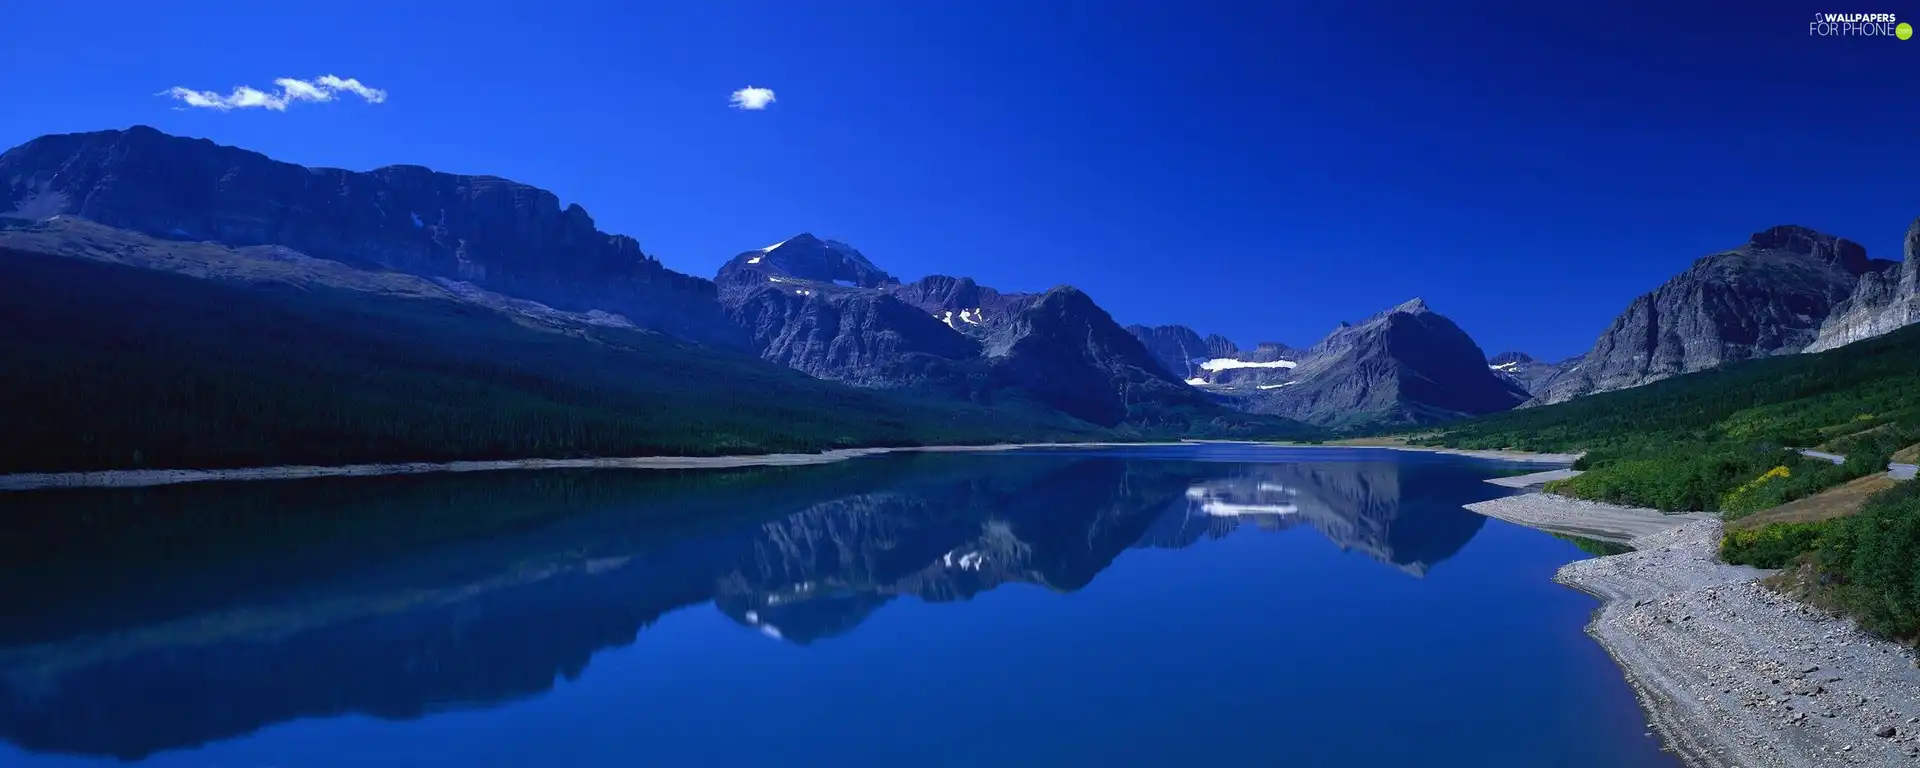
(1727, 481), (1920, 640)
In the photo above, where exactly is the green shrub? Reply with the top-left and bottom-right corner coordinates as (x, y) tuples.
(1819, 481), (1920, 639)
(1720, 521), (1832, 568)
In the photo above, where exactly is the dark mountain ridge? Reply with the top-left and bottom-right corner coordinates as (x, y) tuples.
(0, 126), (743, 348)
(1531, 224), (1910, 405)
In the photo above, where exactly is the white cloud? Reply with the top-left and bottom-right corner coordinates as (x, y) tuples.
(729, 86), (776, 110)
(315, 75), (386, 104)
(161, 75), (387, 112)
(274, 77), (332, 102)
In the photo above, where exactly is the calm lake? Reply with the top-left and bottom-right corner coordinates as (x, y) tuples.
(0, 445), (1675, 767)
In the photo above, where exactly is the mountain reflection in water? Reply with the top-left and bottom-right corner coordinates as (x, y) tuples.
(0, 449), (1491, 761)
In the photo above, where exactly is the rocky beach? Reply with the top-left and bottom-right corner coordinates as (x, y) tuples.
(1472, 492), (1920, 766)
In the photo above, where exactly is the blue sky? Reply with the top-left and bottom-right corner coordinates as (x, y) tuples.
(3, 0), (1916, 360)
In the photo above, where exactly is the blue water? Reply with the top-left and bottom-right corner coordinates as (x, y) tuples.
(0, 445), (1674, 766)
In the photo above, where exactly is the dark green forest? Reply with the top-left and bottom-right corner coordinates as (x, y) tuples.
(0, 247), (1121, 473)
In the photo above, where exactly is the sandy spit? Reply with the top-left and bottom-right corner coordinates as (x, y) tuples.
(1465, 492), (1709, 544)
(0, 441), (1229, 492)
(1486, 467), (1584, 488)
(1289, 442), (1583, 463)
(1555, 518), (1920, 766)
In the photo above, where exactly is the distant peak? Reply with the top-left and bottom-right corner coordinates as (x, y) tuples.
(1391, 297), (1432, 314)
(1749, 225), (1870, 273)
(759, 232), (818, 253)
(1489, 351), (1536, 365)
(1750, 224), (1830, 247)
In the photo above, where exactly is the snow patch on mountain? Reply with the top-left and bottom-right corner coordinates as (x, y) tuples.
(1200, 358), (1297, 372)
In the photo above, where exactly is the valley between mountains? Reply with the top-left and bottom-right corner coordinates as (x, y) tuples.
(2, 126), (1917, 473)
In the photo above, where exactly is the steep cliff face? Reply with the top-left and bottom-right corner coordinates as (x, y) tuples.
(1807, 218), (1920, 353)
(1240, 299), (1527, 425)
(1125, 324), (1242, 379)
(0, 126), (742, 347)
(1534, 225), (1891, 404)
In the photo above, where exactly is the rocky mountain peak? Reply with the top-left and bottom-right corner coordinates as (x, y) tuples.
(1242, 299), (1526, 425)
(1488, 351), (1535, 366)
(1803, 215), (1920, 354)
(1389, 297), (1432, 315)
(1749, 225), (1872, 275)
(893, 274), (985, 308)
(717, 233), (894, 289)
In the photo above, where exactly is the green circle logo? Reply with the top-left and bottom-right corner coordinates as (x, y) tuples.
(1900, 22), (1914, 40)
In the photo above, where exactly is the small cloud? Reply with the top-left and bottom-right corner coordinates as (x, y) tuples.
(161, 75), (387, 112)
(729, 86), (776, 110)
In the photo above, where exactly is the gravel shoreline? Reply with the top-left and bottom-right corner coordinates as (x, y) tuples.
(1546, 510), (1920, 766)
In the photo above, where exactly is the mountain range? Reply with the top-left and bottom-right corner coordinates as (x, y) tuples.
(1, 125), (1917, 459)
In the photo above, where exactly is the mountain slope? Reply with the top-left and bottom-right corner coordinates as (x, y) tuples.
(983, 287), (1225, 427)
(1234, 299), (1527, 426)
(1124, 324), (1241, 379)
(888, 275), (1033, 336)
(0, 225), (1105, 474)
(1533, 225), (1895, 405)
(0, 126), (744, 348)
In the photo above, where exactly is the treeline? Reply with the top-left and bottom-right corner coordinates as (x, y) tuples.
(0, 248), (1109, 473)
